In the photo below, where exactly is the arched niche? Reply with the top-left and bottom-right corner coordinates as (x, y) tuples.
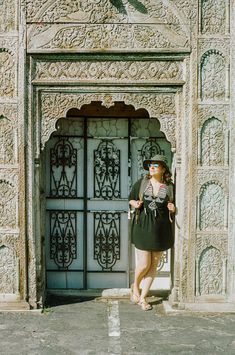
(198, 181), (225, 231)
(200, 50), (226, 101)
(199, 117), (225, 166)
(0, 244), (19, 294)
(198, 246), (223, 296)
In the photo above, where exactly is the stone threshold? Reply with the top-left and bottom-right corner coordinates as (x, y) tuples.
(46, 288), (170, 299)
(0, 301), (32, 312)
(163, 301), (235, 314)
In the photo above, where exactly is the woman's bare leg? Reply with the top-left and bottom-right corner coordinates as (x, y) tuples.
(133, 248), (152, 299)
(140, 251), (163, 301)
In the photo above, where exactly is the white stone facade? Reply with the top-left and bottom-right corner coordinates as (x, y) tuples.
(0, 0), (234, 310)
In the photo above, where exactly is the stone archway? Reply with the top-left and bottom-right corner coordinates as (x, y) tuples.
(39, 91), (177, 152)
(39, 99), (175, 291)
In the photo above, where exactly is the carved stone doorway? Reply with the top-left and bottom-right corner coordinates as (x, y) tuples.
(41, 102), (173, 290)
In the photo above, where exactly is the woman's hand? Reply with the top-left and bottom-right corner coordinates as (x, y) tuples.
(129, 200), (143, 209)
(167, 202), (175, 213)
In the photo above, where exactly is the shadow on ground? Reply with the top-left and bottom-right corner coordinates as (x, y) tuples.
(45, 294), (97, 308)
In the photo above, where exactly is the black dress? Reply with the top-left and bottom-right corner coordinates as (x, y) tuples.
(129, 178), (174, 251)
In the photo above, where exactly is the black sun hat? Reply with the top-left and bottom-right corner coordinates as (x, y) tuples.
(143, 154), (170, 173)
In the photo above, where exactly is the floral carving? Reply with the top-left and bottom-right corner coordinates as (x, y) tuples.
(34, 60), (183, 83)
(200, 117), (225, 166)
(201, 0), (226, 35)
(200, 50), (226, 101)
(198, 246), (223, 295)
(26, 0), (188, 37)
(0, 116), (15, 164)
(0, 178), (17, 229)
(0, 0), (16, 32)
(0, 49), (15, 98)
(28, 24), (189, 52)
(0, 245), (18, 294)
(199, 182), (225, 231)
(40, 92), (176, 149)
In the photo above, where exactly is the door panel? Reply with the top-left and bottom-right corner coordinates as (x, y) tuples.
(45, 135), (85, 289)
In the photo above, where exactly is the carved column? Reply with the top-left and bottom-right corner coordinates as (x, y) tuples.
(0, 1), (27, 306)
(194, 0), (230, 305)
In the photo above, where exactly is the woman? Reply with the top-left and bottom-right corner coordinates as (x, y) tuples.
(129, 154), (175, 311)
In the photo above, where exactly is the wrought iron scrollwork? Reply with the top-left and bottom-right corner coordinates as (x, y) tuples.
(50, 137), (77, 197)
(140, 138), (163, 161)
(138, 139), (164, 177)
(94, 140), (121, 199)
(157, 251), (168, 272)
(50, 210), (77, 269)
(94, 212), (120, 271)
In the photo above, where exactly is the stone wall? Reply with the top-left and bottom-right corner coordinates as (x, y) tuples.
(0, 0), (234, 309)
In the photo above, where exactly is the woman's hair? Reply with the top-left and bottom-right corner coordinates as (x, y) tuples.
(146, 170), (172, 184)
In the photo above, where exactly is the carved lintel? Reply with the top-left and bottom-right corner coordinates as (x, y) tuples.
(27, 23), (189, 53)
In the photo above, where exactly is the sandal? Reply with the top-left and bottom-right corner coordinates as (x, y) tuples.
(138, 299), (153, 311)
(130, 284), (140, 304)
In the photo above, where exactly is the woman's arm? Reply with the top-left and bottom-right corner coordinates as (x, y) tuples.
(129, 200), (143, 209)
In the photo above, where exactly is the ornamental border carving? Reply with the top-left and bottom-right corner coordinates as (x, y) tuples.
(39, 91), (177, 150)
(33, 60), (184, 84)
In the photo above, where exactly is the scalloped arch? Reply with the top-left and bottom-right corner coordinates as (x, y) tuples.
(200, 116), (223, 128)
(199, 180), (224, 196)
(40, 92), (177, 150)
(201, 49), (225, 65)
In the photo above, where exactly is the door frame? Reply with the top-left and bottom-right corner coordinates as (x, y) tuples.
(27, 86), (183, 304)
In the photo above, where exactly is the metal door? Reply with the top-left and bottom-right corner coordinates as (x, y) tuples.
(45, 116), (172, 289)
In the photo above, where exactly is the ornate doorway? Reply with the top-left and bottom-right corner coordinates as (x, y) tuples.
(43, 102), (172, 290)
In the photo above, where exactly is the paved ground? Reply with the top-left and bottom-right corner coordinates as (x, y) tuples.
(1, 295), (235, 355)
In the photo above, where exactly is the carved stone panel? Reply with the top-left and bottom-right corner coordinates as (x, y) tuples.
(201, 50), (226, 101)
(200, 117), (225, 166)
(0, 116), (16, 164)
(198, 246), (223, 295)
(39, 91), (176, 149)
(26, 0), (189, 30)
(0, 0), (17, 33)
(199, 182), (225, 231)
(201, 0), (226, 35)
(33, 60), (183, 84)
(0, 245), (18, 294)
(0, 49), (15, 98)
(196, 235), (227, 296)
(0, 174), (18, 229)
(27, 23), (189, 52)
